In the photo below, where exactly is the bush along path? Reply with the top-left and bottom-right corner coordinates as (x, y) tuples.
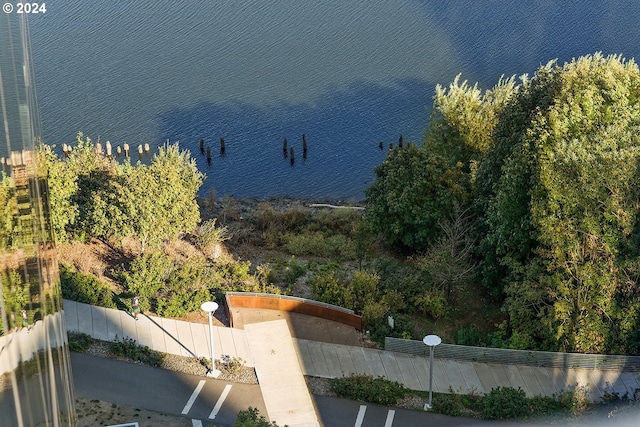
(325, 374), (640, 423)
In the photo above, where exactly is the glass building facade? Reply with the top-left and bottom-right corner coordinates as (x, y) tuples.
(0, 12), (77, 427)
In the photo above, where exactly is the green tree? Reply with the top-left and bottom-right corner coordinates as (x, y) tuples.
(117, 252), (174, 312)
(156, 257), (211, 317)
(413, 205), (476, 301)
(0, 174), (16, 249)
(365, 143), (464, 250)
(115, 143), (204, 251)
(478, 53), (640, 353)
(365, 75), (518, 251)
(428, 74), (518, 170)
(37, 133), (115, 242)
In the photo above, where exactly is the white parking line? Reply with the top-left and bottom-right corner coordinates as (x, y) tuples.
(385, 410), (395, 427)
(182, 380), (206, 414)
(354, 405), (366, 427)
(209, 384), (233, 419)
(191, 420), (203, 427)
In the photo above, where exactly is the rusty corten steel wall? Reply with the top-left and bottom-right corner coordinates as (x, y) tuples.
(225, 293), (363, 331)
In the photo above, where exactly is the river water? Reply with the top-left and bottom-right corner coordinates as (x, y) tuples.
(27, 1), (640, 200)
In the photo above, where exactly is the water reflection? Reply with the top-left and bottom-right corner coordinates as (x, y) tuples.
(158, 78), (433, 199)
(0, 12), (76, 427)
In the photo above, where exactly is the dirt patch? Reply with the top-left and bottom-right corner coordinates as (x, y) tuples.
(76, 397), (192, 427)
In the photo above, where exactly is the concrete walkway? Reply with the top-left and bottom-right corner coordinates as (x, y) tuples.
(63, 299), (640, 415)
(246, 320), (320, 427)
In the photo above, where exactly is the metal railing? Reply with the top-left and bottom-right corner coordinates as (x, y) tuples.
(385, 337), (640, 372)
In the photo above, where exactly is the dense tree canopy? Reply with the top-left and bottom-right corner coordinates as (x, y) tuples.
(37, 134), (204, 250)
(365, 75), (518, 251)
(366, 53), (640, 354)
(478, 54), (640, 353)
(365, 143), (464, 249)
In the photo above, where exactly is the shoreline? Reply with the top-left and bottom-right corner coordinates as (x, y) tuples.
(203, 195), (366, 218)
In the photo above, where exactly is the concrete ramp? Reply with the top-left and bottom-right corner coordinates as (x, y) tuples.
(245, 319), (320, 427)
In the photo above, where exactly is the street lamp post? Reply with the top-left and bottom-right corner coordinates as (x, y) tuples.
(423, 334), (441, 410)
(201, 301), (221, 378)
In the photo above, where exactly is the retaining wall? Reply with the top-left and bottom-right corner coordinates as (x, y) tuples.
(225, 292), (363, 331)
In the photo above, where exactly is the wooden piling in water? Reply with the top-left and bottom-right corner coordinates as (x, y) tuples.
(290, 147), (295, 165)
(124, 143), (130, 157)
(398, 134), (403, 148)
(302, 134), (308, 158)
(200, 138), (205, 155)
(144, 143), (150, 153)
(283, 138), (288, 157)
(220, 137), (226, 156)
(206, 146), (212, 165)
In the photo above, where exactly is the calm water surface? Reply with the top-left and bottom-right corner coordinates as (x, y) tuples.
(27, 1), (640, 200)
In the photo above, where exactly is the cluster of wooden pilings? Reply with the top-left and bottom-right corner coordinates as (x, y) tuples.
(199, 137), (227, 165)
(282, 134), (308, 166)
(60, 140), (153, 160)
(378, 134), (404, 151)
(197, 133), (310, 167)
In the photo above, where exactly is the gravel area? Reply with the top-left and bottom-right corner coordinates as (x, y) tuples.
(84, 340), (258, 384)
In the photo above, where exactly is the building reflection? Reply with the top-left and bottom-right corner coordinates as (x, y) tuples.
(0, 13), (77, 427)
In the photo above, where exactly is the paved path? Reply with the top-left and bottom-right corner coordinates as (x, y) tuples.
(63, 299), (640, 420)
(245, 320), (320, 427)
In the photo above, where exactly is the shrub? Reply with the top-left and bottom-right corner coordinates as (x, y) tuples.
(310, 270), (347, 307)
(234, 407), (281, 427)
(285, 232), (356, 259)
(528, 395), (563, 416)
(345, 270), (379, 313)
(454, 326), (485, 347)
(60, 264), (115, 308)
(366, 312), (414, 345)
(220, 354), (245, 375)
(554, 387), (590, 416)
(331, 374), (407, 405)
(68, 332), (95, 353)
(117, 252), (174, 311)
(312, 208), (363, 235)
(360, 301), (386, 328)
(432, 393), (463, 417)
(194, 218), (229, 255)
(111, 336), (163, 367)
(380, 290), (406, 312)
(156, 258), (211, 317)
(481, 387), (528, 420)
(273, 256), (307, 286)
(219, 195), (241, 224)
(413, 289), (447, 319)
